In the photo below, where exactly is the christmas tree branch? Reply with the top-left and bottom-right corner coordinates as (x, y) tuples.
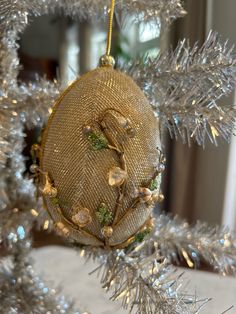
(83, 247), (209, 314)
(142, 213), (236, 275)
(123, 31), (236, 146)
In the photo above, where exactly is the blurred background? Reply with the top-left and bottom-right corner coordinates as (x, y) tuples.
(18, 0), (236, 240)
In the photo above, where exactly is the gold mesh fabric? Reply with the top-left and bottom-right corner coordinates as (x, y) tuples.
(41, 66), (161, 247)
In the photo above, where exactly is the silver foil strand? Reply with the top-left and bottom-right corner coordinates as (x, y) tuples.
(81, 246), (209, 314)
(123, 31), (236, 145)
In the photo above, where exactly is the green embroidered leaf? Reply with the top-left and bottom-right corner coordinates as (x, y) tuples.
(150, 179), (158, 191)
(87, 132), (108, 150)
(134, 229), (150, 243)
(96, 203), (113, 225)
(51, 197), (69, 207)
(51, 197), (59, 205)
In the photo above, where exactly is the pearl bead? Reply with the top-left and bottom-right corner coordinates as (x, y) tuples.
(151, 193), (159, 202)
(29, 164), (39, 173)
(83, 125), (92, 134)
(101, 226), (113, 238)
(138, 187), (152, 203)
(157, 163), (165, 173)
(158, 194), (165, 202)
(55, 222), (70, 236)
(146, 218), (155, 230)
(126, 127), (136, 138)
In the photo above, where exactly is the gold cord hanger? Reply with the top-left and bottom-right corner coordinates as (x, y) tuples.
(99, 0), (116, 67)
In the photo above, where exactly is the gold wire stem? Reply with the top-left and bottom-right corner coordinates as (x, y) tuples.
(100, 116), (127, 227)
(106, 0), (116, 56)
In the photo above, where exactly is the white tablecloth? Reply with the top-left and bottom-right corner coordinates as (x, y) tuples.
(31, 246), (236, 314)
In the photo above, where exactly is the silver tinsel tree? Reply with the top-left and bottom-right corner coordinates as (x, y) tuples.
(0, 0), (236, 313)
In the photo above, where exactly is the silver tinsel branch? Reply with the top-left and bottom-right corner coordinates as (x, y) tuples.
(0, 0), (60, 228)
(0, 228), (82, 314)
(7, 77), (60, 129)
(0, 109), (35, 212)
(0, 78), (57, 237)
(147, 213), (236, 275)
(0, 0), (185, 32)
(124, 31), (236, 145)
(76, 211), (236, 313)
(116, 0), (186, 30)
(82, 247), (209, 314)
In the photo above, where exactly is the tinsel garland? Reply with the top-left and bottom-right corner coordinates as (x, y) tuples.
(123, 31), (236, 145)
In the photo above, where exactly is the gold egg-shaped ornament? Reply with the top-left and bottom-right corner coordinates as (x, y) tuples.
(40, 64), (164, 248)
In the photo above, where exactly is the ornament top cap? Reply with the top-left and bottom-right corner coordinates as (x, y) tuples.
(99, 54), (115, 68)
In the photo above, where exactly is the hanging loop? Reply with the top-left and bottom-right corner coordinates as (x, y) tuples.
(99, 0), (116, 67)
